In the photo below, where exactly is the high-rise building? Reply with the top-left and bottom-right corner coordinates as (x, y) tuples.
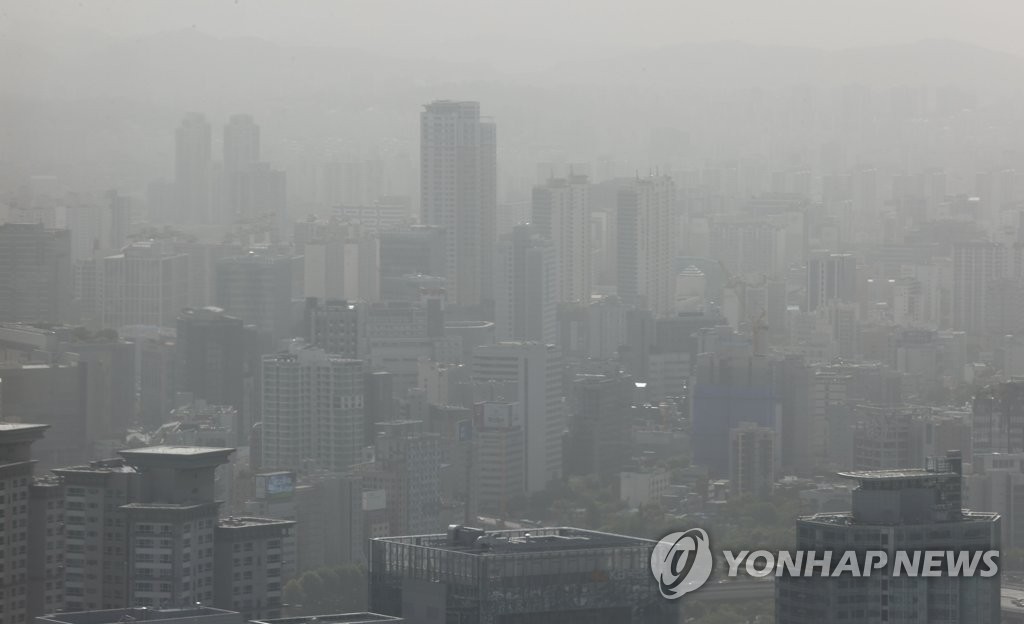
(117, 446), (234, 609)
(973, 380), (1024, 455)
(806, 251), (857, 313)
(420, 100), (497, 307)
(227, 162), (288, 228)
(101, 240), (189, 329)
(260, 343), (365, 473)
(213, 516), (294, 621)
(616, 175), (675, 315)
(566, 374), (632, 480)
(728, 421), (775, 499)
(472, 341), (564, 493)
(776, 452), (1000, 624)
(0, 423), (64, 623)
(37, 606), (246, 624)
(493, 224), (558, 345)
(0, 223), (72, 324)
(379, 225), (447, 300)
(355, 420), (441, 536)
(223, 114), (260, 175)
(369, 526), (679, 623)
(951, 241), (1006, 333)
(966, 452), (1024, 553)
(215, 251), (294, 342)
(473, 401), (525, 516)
(52, 458), (140, 612)
(532, 175), (592, 303)
(305, 298), (366, 358)
(176, 307), (257, 445)
(690, 347), (780, 477)
(175, 112), (213, 224)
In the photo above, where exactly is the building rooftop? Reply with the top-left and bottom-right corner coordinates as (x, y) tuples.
(37, 607), (243, 624)
(218, 516), (296, 529)
(252, 614), (403, 624)
(836, 469), (957, 481)
(118, 445), (234, 468)
(0, 422), (49, 434)
(53, 458), (138, 475)
(374, 526), (655, 556)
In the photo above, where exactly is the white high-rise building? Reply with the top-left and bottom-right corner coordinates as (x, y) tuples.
(175, 112), (212, 224)
(493, 225), (558, 345)
(223, 114), (260, 175)
(420, 100), (497, 307)
(101, 240), (189, 329)
(532, 175), (592, 303)
(260, 343), (365, 473)
(471, 341), (564, 493)
(616, 175), (676, 316)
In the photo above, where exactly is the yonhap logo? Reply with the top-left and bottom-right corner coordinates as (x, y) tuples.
(650, 528), (714, 599)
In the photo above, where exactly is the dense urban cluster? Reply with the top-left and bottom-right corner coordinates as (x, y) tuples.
(6, 21), (1024, 624)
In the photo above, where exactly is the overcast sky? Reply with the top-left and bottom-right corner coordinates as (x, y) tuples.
(6, 0), (1024, 66)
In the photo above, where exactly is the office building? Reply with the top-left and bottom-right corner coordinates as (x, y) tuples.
(690, 348), (780, 477)
(493, 225), (557, 345)
(473, 402), (525, 516)
(213, 517), (294, 621)
(175, 112), (213, 224)
(293, 473), (366, 571)
(0, 223), (72, 324)
(728, 422), (775, 500)
(369, 526), (679, 623)
(215, 252), (293, 341)
(379, 226), (447, 301)
(776, 452), (1000, 623)
(176, 307), (256, 444)
(531, 175), (592, 303)
(223, 114), (260, 176)
(420, 100), (497, 307)
(616, 175), (675, 315)
(305, 298), (366, 358)
(356, 421), (441, 536)
(967, 453), (1024, 553)
(951, 241), (1006, 333)
(974, 381), (1024, 455)
(806, 251), (857, 313)
(28, 475), (64, 619)
(565, 374), (632, 480)
(472, 341), (564, 493)
(101, 240), (189, 329)
(36, 607), (245, 624)
(260, 343), (365, 473)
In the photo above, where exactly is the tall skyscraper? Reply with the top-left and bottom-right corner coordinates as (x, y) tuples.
(472, 341), (564, 493)
(776, 452), (1000, 624)
(260, 343), (365, 473)
(493, 224), (558, 345)
(532, 174), (592, 303)
(0, 223), (72, 323)
(420, 100), (497, 307)
(616, 175), (675, 315)
(175, 112), (213, 224)
(223, 114), (260, 175)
